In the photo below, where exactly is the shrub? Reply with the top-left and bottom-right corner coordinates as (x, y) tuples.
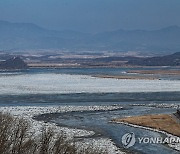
(0, 113), (107, 154)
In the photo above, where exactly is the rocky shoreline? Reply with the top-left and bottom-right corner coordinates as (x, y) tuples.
(0, 105), (125, 154)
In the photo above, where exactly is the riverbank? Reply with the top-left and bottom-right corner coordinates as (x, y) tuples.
(112, 114), (180, 151)
(112, 114), (180, 136)
(0, 105), (125, 154)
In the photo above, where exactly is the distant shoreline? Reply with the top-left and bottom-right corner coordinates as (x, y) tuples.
(93, 75), (159, 80)
(27, 63), (180, 69)
(127, 70), (180, 75)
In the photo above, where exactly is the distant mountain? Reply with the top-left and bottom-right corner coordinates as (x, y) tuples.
(92, 25), (180, 53)
(1, 20), (180, 54)
(127, 52), (180, 66)
(0, 20), (88, 50)
(0, 57), (28, 69)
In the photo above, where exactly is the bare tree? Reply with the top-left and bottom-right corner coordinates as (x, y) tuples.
(0, 112), (107, 154)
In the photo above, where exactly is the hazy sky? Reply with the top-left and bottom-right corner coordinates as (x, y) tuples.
(0, 0), (180, 33)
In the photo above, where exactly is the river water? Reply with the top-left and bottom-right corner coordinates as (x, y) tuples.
(0, 68), (180, 154)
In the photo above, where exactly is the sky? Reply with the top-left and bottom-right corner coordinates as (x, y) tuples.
(0, 0), (180, 33)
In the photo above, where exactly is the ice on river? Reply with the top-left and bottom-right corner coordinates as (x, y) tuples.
(0, 73), (180, 94)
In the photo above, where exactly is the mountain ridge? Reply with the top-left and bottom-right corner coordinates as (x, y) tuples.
(0, 20), (180, 54)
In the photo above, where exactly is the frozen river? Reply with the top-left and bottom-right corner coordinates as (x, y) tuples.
(0, 68), (180, 154)
(0, 73), (180, 95)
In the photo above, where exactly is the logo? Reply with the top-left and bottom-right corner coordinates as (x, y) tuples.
(122, 132), (136, 148)
(122, 132), (180, 148)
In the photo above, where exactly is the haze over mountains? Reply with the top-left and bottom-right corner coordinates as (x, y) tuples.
(0, 20), (180, 54)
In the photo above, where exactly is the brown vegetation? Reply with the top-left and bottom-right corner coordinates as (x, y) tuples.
(112, 114), (180, 137)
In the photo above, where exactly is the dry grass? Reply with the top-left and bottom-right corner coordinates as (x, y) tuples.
(113, 114), (180, 137)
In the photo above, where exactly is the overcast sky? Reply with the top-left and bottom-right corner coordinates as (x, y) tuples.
(0, 0), (180, 33)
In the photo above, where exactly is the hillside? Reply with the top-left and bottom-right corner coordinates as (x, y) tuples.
(127, 52), (180, 66)
(0, 57), (28, 69)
